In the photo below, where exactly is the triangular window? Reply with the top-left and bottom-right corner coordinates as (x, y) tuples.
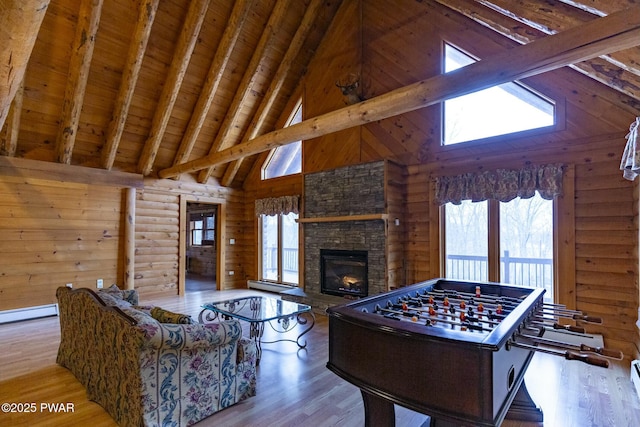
(443, 43), (555, 145)
(262, 101), (302, 179)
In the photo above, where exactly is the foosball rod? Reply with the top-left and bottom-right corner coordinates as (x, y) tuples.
(515, 332), (623, 360)
(407, 293), (515, 315)
(378, 307), (493, 332)
(525, 319), (586, 334)
(537, 307), (602, 323)
(423, 289), (523, 307)
(506, 340), (609, 368)
(387, 297), (507, 321)
(396, 304), (501, 327)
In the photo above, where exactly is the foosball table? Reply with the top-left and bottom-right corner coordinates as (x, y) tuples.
(326, 278), (620, 427)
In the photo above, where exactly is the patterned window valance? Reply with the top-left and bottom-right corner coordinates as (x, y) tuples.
(434, 163), (565, 205)
(255, 195), (300, 216)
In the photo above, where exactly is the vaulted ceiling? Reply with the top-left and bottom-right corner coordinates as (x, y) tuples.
(1, 0), (639, 188)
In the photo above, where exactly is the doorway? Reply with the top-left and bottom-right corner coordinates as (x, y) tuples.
(185, 202), (218, 292)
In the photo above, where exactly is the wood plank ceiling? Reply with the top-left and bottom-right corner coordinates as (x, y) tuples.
(1, 0), (639, 187)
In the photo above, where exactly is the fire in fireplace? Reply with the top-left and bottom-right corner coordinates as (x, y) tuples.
(320, 249), (368, 298)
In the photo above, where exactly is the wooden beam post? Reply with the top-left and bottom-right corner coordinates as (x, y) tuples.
(124, 187), (137, 290)
(0, 79), (24, 157)
(0, 0), (49, 130)
(55, 0), (104, 165)
(159, 5), (640, 179)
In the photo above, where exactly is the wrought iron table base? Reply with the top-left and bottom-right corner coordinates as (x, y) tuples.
(199, 308), (315, 364)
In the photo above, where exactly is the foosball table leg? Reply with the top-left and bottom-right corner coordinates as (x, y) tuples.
(361, 390), (395, 427)
(505, 381), (544, 422)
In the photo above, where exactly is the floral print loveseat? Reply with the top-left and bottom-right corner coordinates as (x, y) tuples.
(56, 286), (257, 426)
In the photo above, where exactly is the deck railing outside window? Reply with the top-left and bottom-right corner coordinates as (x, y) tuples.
(446, 250), (553, 300)
(262, 247), (298, 284)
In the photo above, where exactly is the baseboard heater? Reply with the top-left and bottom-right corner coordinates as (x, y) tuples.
(247, 280), (294, 293)
(0, 303), (59, 324)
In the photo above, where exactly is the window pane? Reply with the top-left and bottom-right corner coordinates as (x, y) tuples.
(262, 103), (302, 179)
(205, 216), (215, 228)
(500, 195), (553, 301)
(192, 230), (202, 246)
(261, 215), (278, 281)
(263, 141), (302, 179)
(443, 44), (554, 145)
(281, 213), (299, 284)
(444, 200), (488, 281)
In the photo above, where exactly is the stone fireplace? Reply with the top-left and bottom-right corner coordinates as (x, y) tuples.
(281, 161), (397, 312)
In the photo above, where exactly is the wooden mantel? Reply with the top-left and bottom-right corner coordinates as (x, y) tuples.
(297, 214), (389, 223)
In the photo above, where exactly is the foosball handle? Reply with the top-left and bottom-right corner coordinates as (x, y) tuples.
(580, 344), (623, 360)
(565, 351), (609, 368)
(573, 314), (603, 323)
(553, 323), (585, 334)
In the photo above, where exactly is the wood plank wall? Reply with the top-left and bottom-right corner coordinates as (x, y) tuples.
(302, 0), (362, 174)
(0, 158), (138, 311)
(385, 160), (407, 290)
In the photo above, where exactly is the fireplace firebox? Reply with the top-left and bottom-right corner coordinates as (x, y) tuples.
(320, 249), (368, 298)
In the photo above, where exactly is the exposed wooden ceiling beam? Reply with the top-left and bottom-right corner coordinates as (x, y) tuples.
(197, 0), (292, 184)
(101, 0), (160, 170)
(137, 0), (211, 176)
(221, 0), (324, 186)
(55, 0), (104, 165)
(435, 0), (640, 100)
(0, 0), (49, 130)
(478, 0), (640, 76)
(158, 6), (640, 179)
(170, 0), (254, 169)
(556, 0), (637, 17)
(0, 80), (23, 157)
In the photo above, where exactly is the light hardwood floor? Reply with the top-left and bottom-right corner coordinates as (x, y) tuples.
(1, 288), (639, 427)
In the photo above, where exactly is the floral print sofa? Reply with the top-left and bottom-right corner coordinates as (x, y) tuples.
(56, 286), (257, 426)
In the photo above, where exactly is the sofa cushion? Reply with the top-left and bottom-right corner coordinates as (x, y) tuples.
(150, 307), (193, 324)
(98, 284), (139, 305)
(97, 291), (133, 309)
(100, 284), (124, 299)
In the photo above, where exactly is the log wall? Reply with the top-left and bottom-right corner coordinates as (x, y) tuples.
(135, 178), (246, 295)
(0, 158), (138, 311)
(385, 160), (407, 290)
(0, 157), (247, 311)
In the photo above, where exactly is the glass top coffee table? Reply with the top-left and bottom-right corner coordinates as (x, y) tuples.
(199, 296), (315, 364)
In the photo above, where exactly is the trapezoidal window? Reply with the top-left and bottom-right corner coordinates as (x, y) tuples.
(443, 43), (555, 145)
(261, 101), (302, 179)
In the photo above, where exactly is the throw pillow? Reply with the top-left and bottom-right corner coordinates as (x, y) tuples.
(97, 291), (132, 309)
(150, 307), (194, 324)
(99, 284), (124, 300)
